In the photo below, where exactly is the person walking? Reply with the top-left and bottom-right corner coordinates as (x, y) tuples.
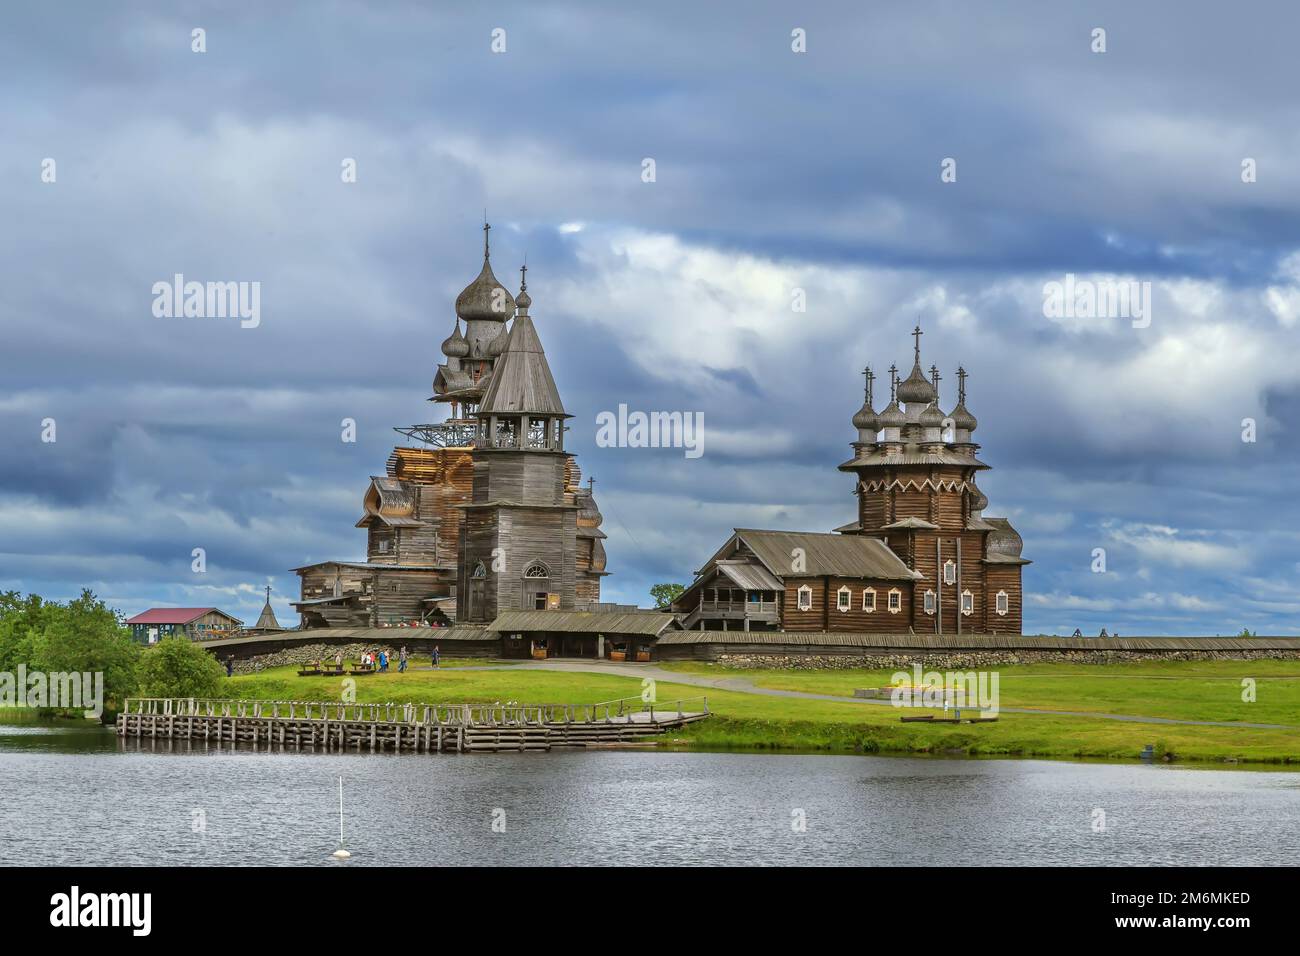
(398, 646), (408, 673)
(432, 644), (440, 669)
(225, 656), (234, 677)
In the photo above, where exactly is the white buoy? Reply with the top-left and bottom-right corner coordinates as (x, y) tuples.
(331, 775), (352, 859)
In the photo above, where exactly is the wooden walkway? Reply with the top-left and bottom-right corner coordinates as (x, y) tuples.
(115, 696), (710, 754)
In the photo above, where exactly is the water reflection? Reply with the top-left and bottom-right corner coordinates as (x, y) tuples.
(1, 720), (1296, 866)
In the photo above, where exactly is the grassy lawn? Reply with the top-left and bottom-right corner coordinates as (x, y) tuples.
(223, 660), (1300, 767)
(657, 659), (1300, 725)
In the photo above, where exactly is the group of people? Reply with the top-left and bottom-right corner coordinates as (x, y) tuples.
(355, 647), (409, 672)
(230, 643), (442, 678)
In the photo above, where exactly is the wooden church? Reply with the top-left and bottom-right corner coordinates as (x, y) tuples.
(292, 227), (607, 627)
(673, 326), (1028, 634)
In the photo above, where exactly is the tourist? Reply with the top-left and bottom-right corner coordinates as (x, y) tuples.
(335, 652), (343, 670)
(399, 646), (408, 673)
(379, 650), (389, 672)
(225, 656), (234, 677)
(432, 644), (440, 668)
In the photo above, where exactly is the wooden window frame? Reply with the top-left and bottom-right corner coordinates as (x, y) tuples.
(961, 589), (974, 616)
(862, 588), (876, 612)
(797, 585), (813, 611)
(995, 590), (1009, 616)
(836, 586), (851, 612)
(923, 589), (936, 615)
(887, 588), (902, 614)
(943, 559), (957, 585)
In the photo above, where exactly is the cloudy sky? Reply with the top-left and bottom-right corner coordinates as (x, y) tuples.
(3, 0), (1299, 635)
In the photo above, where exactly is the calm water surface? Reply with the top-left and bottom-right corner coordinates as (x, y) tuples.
(1, 721), (1297, 866)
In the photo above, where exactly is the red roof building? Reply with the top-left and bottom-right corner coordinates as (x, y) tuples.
(124, 607), (243, 644)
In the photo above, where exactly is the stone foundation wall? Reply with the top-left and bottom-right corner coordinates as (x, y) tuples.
(227, 642), (447, 675)
(713, 649), (1300, 670)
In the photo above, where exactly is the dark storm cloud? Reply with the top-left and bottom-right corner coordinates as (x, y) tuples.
(2, 0), (1300, 632)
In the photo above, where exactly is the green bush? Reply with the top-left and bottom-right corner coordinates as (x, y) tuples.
(137, 636), (227, 699)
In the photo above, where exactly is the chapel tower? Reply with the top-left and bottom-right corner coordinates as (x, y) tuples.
(837, 326), (1028, 633)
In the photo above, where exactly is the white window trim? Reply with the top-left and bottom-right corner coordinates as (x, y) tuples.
(943, 559), (957, 586)
(797, 584), (813, 611)
(887, 588), (902, 614)
(923, 589), (936, 615)
(862, 587), (876, 612)
(995, 590), (1009, 616)
(836, 586), (851, 612)
(961, 589), (974, 616)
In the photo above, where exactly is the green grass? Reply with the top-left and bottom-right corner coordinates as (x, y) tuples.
(656, 659), (1300, 725)
(222, 659), (1300, 768)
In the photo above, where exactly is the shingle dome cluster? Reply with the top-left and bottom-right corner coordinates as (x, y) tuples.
(847, 325), (979, 451)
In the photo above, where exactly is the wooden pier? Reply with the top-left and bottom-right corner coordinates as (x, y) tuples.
(116, 696), (710, 754)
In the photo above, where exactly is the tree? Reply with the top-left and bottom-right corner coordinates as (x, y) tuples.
(137, 636), (227, 699)
(1, 589), (141, 720)
(649, 583), (685, 608)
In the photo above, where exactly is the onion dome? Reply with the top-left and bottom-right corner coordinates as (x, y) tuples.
(919, 402), (945, 427)
(878, 400), (906, 430)
(441, 320), (469, 358)
(897, 323), (937, 405)
(852, 366), (878, 434)
(897, 362), (936, 405)
(951, 367), (977, 433)
(455, 223), (515, 322)
(852, 401), (879, 432)
(486, 323), (510, 357)
(951, 402), (977, 433)
(515, 262), (532, 314)
(967, 479), (988, 513)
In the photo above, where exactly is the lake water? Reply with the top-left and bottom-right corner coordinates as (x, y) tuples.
(2, 721), (1297, 866)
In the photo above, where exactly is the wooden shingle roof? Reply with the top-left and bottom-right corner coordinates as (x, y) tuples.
(488, 609), (677, 636)
(477, 314), (567, 416)
(726, 529), (922, 581)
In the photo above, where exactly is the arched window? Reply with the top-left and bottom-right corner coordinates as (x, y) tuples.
(471, 562), (487, 579)
(523, 562), (550, 579)
(797, 585), (813, 611)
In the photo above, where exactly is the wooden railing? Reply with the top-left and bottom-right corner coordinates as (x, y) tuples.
(700, 599), (778, 614)
(121, 695), (710, 726)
